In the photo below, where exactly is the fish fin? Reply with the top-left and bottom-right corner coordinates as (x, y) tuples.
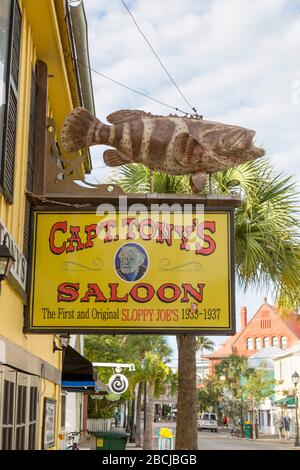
(174, 132), (214, 167)
(190, 172), (207, 194)
(106, 109), (168, 124)
(103, 149), (132, 167)
(61, 107), (102, 152)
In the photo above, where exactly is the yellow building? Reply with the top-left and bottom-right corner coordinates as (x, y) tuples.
(0, 0), (94, 449)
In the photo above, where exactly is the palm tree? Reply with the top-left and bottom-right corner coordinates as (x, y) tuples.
(196, 337), (215, 383)
(132, 352), (170, 449)
(123, 335), (171, 447)
(112, 158), (300, 449)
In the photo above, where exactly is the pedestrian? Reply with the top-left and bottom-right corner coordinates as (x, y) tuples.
(114, 410), (120, 428)
(283, 414), (291, 440)
(274, 416), (284, 439)
(223, 415), (228, 428)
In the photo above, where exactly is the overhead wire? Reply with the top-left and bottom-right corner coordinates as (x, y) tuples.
(75, 59), (193, 116)
(121, 0), (199, 116)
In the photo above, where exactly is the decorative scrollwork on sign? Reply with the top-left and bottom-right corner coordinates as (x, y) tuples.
(159, 258), (202, 271)
(60, 258), (104, 271)
(108, 374), (129, 394)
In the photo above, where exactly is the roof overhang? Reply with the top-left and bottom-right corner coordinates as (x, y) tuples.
(61, 345), (107, 393)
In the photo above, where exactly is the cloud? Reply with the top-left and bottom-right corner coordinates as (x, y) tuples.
(83, 0), (300, 187)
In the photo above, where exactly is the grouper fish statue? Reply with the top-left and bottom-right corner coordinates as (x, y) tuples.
(61, 107), (265, 192)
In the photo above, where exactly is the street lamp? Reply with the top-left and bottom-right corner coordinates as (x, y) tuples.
(0, 235), (15, 284)
(292, 371), (299, 447)
(53, 334), (70, 353)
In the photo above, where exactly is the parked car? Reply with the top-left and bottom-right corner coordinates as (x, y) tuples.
(197, 413), (218, 432)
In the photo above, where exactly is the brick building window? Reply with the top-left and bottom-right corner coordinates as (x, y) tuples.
(246, 338), (254, 350)
(263, 337), (270, 348)
(272, 336), (279, 347)
(255, 337), (262, 350)
(280, 336), (287, 350)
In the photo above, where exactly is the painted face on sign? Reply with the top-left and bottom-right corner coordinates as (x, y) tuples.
(119, 246), (145, 275)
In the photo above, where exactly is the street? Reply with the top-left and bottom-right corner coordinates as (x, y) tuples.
(197, 430), (292, 450)
(151, 423), (294, 450)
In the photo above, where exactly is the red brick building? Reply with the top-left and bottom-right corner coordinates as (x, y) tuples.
(206, 300), (300, 374)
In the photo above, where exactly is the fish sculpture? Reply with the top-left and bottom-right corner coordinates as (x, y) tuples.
(61, 107), (265, 192)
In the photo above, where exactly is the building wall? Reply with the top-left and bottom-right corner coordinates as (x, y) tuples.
(273, 346), (300, 437)
(235, 305), (299, 357)
(0, 0), (82, 450)
(208, 304), (300, 374)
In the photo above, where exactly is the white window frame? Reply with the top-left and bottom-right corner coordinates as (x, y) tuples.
(0, 366), (40, 450)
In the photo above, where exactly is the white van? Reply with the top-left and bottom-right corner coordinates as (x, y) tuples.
(197, 413), (218, 432)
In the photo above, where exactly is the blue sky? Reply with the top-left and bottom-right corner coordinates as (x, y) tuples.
(82, 0), (300, 363)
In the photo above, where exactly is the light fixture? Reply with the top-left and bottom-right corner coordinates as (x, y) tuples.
(0, 235), (15, 283)
(53, 334), (70, 353)
(292, 371), (299, 386)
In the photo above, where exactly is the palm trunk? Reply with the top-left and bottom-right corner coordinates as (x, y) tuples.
(143, 381), (155, 450)
(176, 335), (198, 450)
(135, 382), (143, 447)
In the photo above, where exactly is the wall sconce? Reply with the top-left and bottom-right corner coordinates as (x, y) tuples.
(53, 334), (70, 353)
(0, 235), (15, 283)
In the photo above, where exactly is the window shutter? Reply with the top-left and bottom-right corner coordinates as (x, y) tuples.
(0, 0), (22, 203)
(23, 70), (37, 259)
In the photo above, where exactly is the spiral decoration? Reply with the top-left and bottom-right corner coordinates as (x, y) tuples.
(108, 374), (129, 394)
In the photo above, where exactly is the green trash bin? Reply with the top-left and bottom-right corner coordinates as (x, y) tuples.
(95, 431), (128, 450)
(244, 423), (252, 439)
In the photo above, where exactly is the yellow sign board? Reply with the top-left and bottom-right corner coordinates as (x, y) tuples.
(27, 210), (234, 334)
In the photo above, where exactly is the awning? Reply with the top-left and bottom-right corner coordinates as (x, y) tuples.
(275, 396), (296, 408)
(61, 346), (100, 392)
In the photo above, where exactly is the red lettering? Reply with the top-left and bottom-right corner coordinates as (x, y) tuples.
(139, 218), (157, 240)
(174, 224), (195, 251)
(49, 221), (67, 255)
(80, 283), (107, 302)
(129, 283), (155, 303)
(57, 282), (79, 302)
(181, 283), (205, 303)
(109, 283), (129, 302)
(156, 222), (174, 246)
(66, 226), (84, 253)
(85, 224), (99, 248)
(157, 283), (181, 303)
(99, 220), (117, 242)
(196, 221), (216, 255)
(122, 218), (138, 240)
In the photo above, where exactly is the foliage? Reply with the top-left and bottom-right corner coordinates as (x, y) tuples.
(215, 355), (250, 399)
(110, 163), (191, 194)
(216, 160), (300, 308)
(132, 351), (170, 389)
(112, 158), (300, 309)
(197, 376), (223, 412)
(196, 336), (215, 353)
(84, 335), (127, 362)
(244, 363), (277, 408)
(215, 357), (277, 425)
(88, 394), (126, 419)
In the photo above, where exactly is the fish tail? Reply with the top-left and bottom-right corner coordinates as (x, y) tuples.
(61, 107), (107, 152)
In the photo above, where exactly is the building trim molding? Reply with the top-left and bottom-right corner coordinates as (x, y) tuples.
(0, 335), (61, 385)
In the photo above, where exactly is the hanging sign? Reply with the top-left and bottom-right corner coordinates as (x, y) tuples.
(26, 207), (235, 334)
(108, 374), (129, 394)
